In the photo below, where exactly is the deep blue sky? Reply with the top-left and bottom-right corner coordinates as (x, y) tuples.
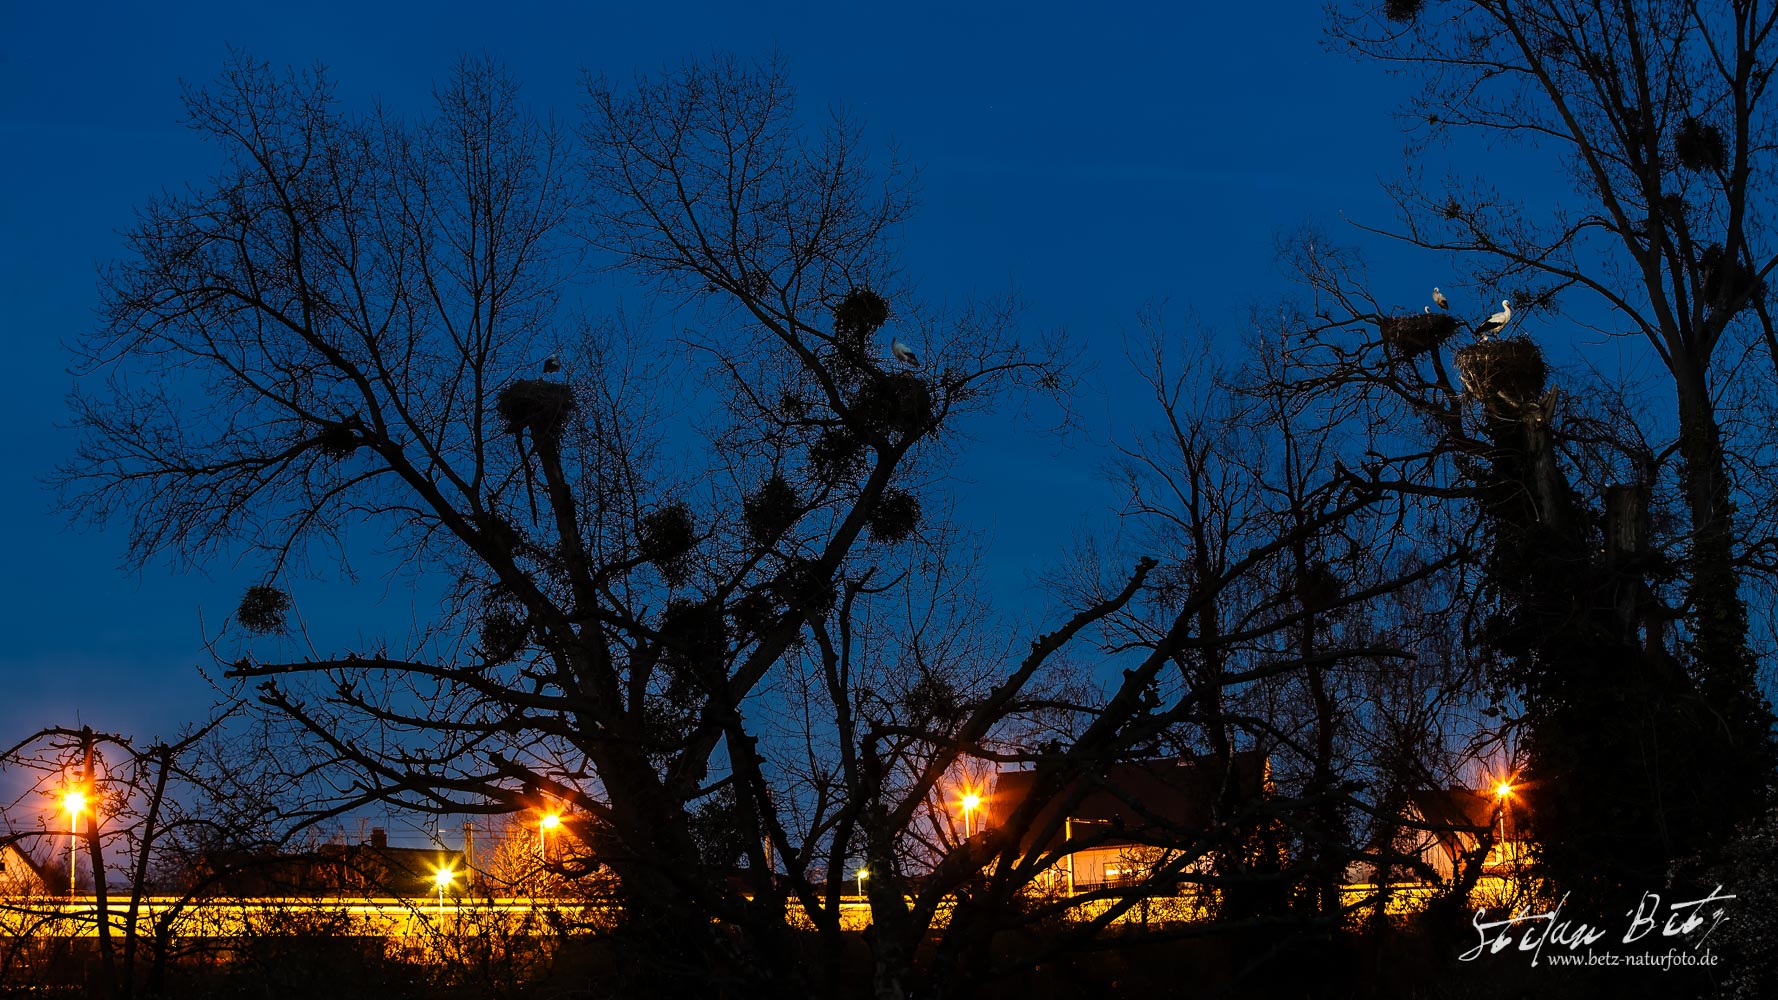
(0, 2), (1499, 798)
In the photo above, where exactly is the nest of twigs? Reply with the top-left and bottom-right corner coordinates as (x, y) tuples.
(1700, 244), (1763, 310)
(868, 488), (922, 543)
(1676, 117), (1727, 173)
(1455, 337), (1548, 402)
(832, 287), (891, 343)
(238, 584), (291, 635)
(1295, 561), (1342, 613)
(1378, 312), (1461, 361)
(743, 475), (801, 545)
(851, 373), (933, 438)
(497, 380), (575, 440)
(475, 511), (523, 555)
(640, 504), (697, 586)
(312, 419), (362, 460)
(659, 599), (727, 677)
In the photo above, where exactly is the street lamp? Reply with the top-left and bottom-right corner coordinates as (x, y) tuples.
(433, 866), (456, 920)
(960, 793), (981, 839)
(855, 867), (869, 899)
(1495, 780), (1515, 862)
(61, 789), (86, 896)
(540, 812), (561, 858)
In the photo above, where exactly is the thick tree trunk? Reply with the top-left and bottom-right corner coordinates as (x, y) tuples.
(1673, 374), (1757, 699)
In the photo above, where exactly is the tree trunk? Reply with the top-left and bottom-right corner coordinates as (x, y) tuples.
(1674, 373), (1756, 700)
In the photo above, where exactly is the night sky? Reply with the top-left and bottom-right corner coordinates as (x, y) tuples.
(0, 3), (1585, 806)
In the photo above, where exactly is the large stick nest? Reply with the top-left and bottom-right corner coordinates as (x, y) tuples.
(1455, 337), (1548, 403)
(850, 373), (934, 438)
(497, 380), (576, 440)
(1377, 312), (1461, 361)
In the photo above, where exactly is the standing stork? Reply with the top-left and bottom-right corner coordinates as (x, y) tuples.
(1476, 300), (1512, 338)
(891, 339), (920, 368)
(1432, 287), (1450, 310)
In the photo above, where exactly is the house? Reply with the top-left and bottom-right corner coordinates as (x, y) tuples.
(0, 841), (53, 897)
(984, 751), (1270, 893)
(198, 827), (468, 897)
(1397, 786), (1530, 881)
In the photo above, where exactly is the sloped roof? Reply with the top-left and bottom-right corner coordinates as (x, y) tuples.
(1406, 787), (1492, 832)
(0, 841), (54, 894)
(985, 750), (1268, 852)
(198, 843), (469, 897)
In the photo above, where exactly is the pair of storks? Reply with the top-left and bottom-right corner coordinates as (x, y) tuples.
(1431, 286), (1513, 337)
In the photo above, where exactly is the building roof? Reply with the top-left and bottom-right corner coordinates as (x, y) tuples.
(1404, 786), (1529, 836)
(0, 841), (54, 895)
(198, 839), (469, 897)
(985, 750), (1269, 852)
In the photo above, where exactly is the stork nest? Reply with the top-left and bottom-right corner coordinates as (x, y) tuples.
(238, 584), (291, 635)
(475, 511), (523, 556)
(743, 475), (801, 545)
(312, 419), (363, 460)
(832, 287), (891, 342)
(850, 373), (934, 438)
(1295, 561), (1342, 613)
(658, 599), (727, 681)
(868, 488), (922, 543)
(1676, 117), (1727, 173)
(1455, 337), (1548, 403)
(1700, 244), (1763, 311)
(1378, 312), (1461, 361)
(497, 380), (575, 440)
(640, 503), (697, 587)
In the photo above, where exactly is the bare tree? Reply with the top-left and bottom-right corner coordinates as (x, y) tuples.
(61, 51), (1073, 995)
(1328, 0), (1778, 736)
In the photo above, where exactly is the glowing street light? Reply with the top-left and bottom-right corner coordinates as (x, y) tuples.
(960, 792), (982, 839)
(539, 812), (562, 868)
(855, 867), (869, 899)
(433, 866), (456, 919)
(61, 789), (86, 896)
(1495, 781), (1513, 799)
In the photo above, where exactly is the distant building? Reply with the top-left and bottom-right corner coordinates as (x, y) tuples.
(198, 827), (467, 897)
(985, 751), (1270, 893)
(0, 842), (53, 897)
(1397, 786), (1529, 881)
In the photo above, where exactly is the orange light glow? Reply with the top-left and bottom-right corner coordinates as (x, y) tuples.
(540, 813), (562, 831)
(960, 793), (981, 813)
(61, 790), (87, 816)
(1495, 781), (1513, 799)
(433, 866), (456, 888)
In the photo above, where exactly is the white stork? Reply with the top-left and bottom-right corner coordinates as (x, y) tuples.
(891, 339), (920, 368)
(1432, 287), (1450, 310)
(1476, 300), (1512, 338)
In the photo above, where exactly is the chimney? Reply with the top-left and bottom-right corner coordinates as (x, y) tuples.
(369, 827), (388, 849)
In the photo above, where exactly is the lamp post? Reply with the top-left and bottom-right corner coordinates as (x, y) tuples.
(61, 790), (86, 896)
(434, 866), (455, 921)
(855, 867), (868, 899)
(960, 793), (981, 839)
(1494, 781), (1514, 862)
(538, 812), (561, 894)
